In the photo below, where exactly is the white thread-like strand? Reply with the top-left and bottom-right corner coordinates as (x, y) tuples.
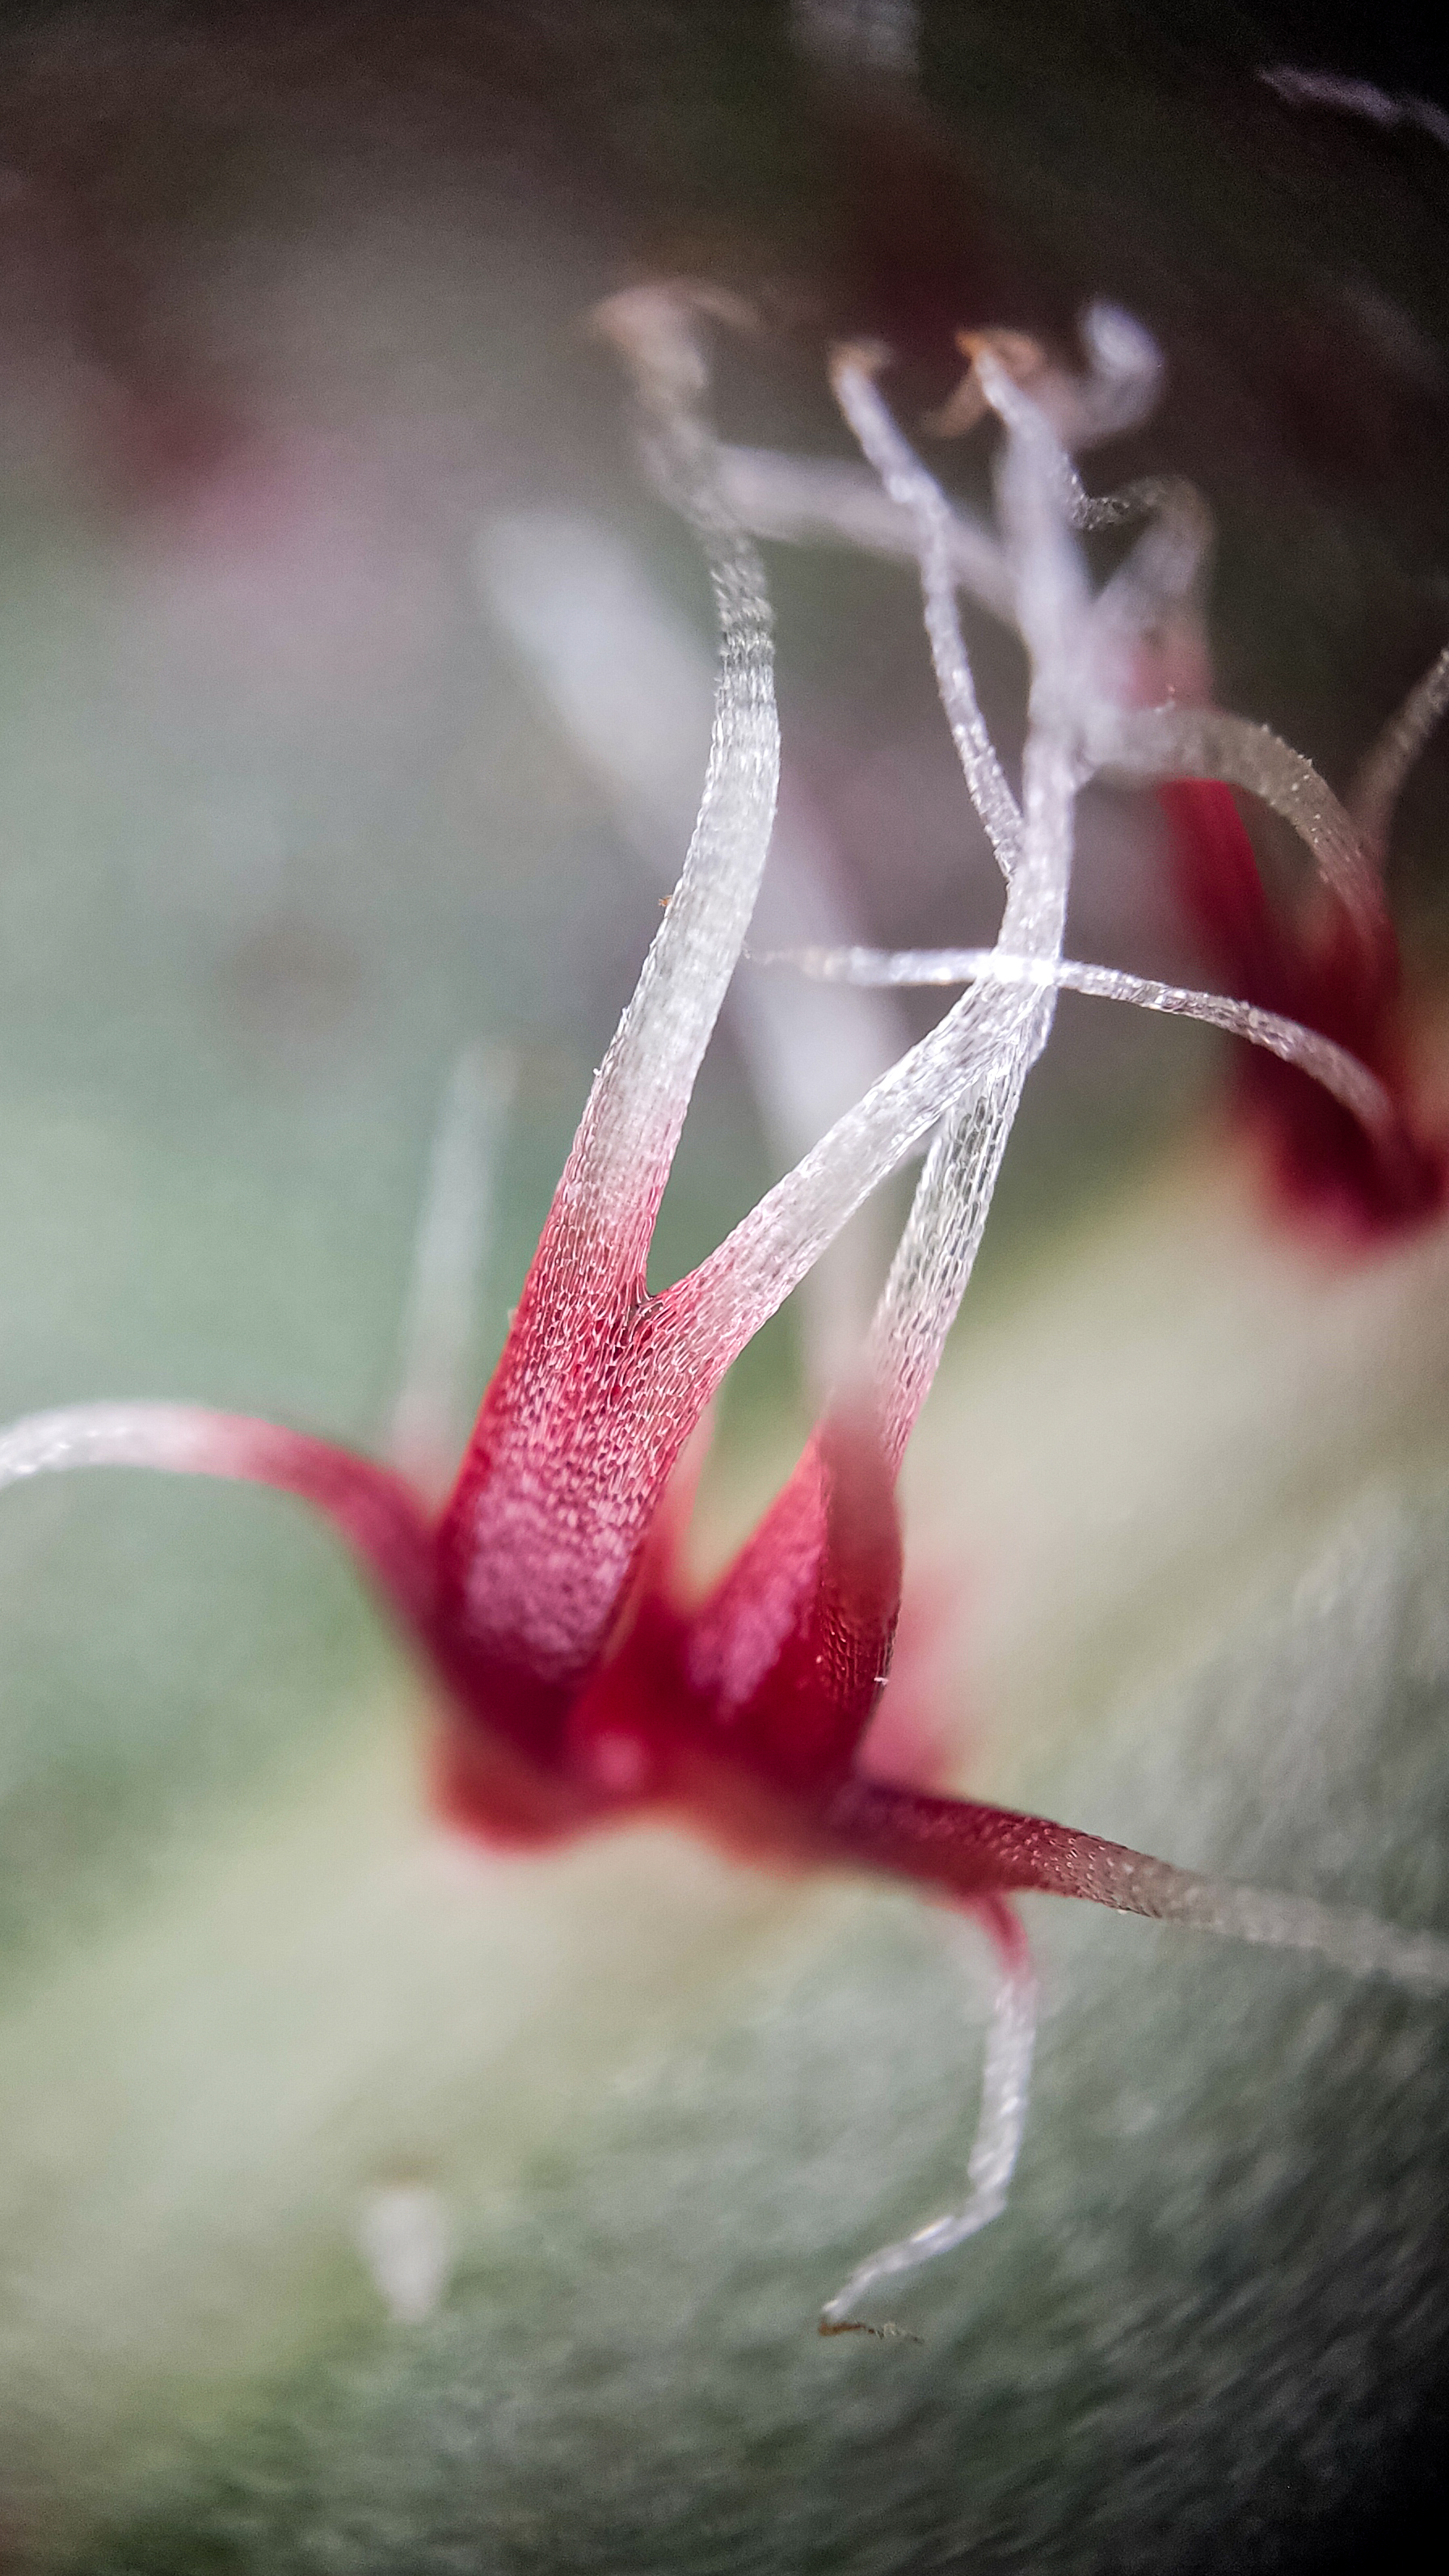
(717, 444), (1016, 619)
(756, 945), (1398, 1139)
(668, 359), (1093, 1384)
(1071, 302), (1165, 448)
(969, 355), (1392, 968)
(825, 1776), (1449, 1999)
(821, 1927), (1037, 2325)
(1350, 640), (1449, 867)
(477, 510), (904, 1378)
(558, 288), (781, 1269)
(860, 340), (1092, 1464)
(0, 1401), (242, 1486)
(1085, 478), (1214, 707)
(388, 1044), (515, 1503)
(803, 343), (1087, 1466)
(0, 1402), (438, 1628)
(927, 310), (1162, 498)
(828, 349), (1023, 880)
(1082, 702), (1385, 950)
(676, 763), (1069, 1429)
(444, 289), (784, 1680)
(718, 447), (1169, 628)
(1260, 65), (1449, 151)
(972, 347), (1094, 719)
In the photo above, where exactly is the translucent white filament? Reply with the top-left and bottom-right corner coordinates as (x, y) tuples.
(753, 945), (1400, 1142)
(821, 1913), (1038, 2330)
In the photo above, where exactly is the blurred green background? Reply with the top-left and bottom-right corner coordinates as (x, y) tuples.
(0, 3), (1445, 2568)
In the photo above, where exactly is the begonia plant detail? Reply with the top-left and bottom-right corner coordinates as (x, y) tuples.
(1, 288), (1446, 2334)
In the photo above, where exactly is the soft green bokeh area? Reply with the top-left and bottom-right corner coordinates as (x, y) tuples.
(0, 3), (1443, 2567)
(40, 1236), (1449, 2575)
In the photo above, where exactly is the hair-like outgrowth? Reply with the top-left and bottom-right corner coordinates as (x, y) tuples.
(0, 287), (1445, 2334)
(723, 312), (1447, 1241)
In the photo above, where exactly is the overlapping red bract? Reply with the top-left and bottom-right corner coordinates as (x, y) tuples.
(228, 1214), (1228, 1951)
(434, 1395), (902, 1846)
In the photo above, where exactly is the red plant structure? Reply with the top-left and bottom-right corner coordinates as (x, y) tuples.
(1159, 772), (1445, 1238)
(1, 288), (1445, 2332)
